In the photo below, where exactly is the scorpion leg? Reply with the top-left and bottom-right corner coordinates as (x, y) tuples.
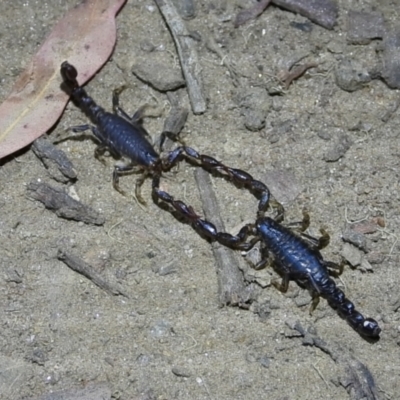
(316, 228), (330, 250)
(68, 124), (92, 133)
(325, 260), (344, 277)
(95, 145), (109, 165)
(272, 272), (290, 293)
(67, 124), (113, 164)
(134, 170), (150, 205)
(310, 294), (320, 314)
(287, 209), (310, 231)
(253, 256), (269, 271)
(112, 85), (131, 121)
(288, 210), (330, 250)
(300, 228), (330, 250)
(112, 163), (142, 198)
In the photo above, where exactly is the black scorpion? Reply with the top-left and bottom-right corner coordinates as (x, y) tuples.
(251, 215), (381, 338)
(60, 61), (281, 235)
(154, 174), (381, 338)
(219, 213), (381, 338)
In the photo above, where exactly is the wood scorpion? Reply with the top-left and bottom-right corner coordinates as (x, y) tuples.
(155, 173), (381, 339)
(60, 61), (281, 238)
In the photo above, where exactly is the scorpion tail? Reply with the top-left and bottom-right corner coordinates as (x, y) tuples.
(325, 283), (381, 338)
(61, 61), (79, 90)
(60, 62), (103, 123)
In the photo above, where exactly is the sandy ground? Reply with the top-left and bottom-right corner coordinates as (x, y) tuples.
(1, 1), (400, 399)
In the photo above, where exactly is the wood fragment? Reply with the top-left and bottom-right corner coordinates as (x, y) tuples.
(32, 136), (77, 182)
(162, 106), (188, 141)
(154, 0), (206, 114)
(280, 62), (318, 89)
(57, 249), (128, 297)
(27, 181), (105, 225)
(194, 169), (252, 306)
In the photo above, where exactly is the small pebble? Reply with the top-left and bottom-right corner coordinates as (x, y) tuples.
(341, 243), (363, 267)
(172, 366), (192, 377)
(347, 10), (385, 45)
(335, 59), (371, 92)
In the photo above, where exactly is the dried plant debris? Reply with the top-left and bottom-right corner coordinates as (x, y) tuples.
(57, 249), (127, 297)
(27, 181), (105, 225)
(280, 62), (318, 89)
(339, 356), (379, 400)
(162, 106), (188, 143)
(31, 137), (77, 183)
(194, 169), (251, 307)
(0, 0), (126, 159)
(154, 0), (206, 113)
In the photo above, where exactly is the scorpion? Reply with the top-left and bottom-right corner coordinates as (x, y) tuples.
(154, 180), (381, 338)
(60, 61), (282, 238)
(244, 214), (381, 338)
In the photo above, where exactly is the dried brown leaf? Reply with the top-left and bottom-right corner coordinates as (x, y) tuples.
(0, 0), (126, 160)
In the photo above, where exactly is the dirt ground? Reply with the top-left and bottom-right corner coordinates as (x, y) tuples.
(1, 1), (400, 399)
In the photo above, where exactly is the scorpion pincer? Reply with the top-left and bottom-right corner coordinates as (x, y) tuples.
(216, 215), (381, 338)
(60, 61), (281, 229)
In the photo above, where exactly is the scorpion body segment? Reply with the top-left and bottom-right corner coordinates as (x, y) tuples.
(255, 217), (381, 338)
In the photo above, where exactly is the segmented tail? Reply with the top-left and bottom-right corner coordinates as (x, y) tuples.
(60, 61), (104, 124)
(323, 278), (380, 338)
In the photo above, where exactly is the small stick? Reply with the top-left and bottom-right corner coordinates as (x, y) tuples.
(27, 181), (105, 225)
(280, 62), (318, 89)
(154, 0), (206, 114)
(57, 249), (128, 297)
(194, 169), (248, 306)
(32, 136), (77, 182)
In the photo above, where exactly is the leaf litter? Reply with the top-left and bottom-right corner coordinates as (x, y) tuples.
(0, 0), (126, 160)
